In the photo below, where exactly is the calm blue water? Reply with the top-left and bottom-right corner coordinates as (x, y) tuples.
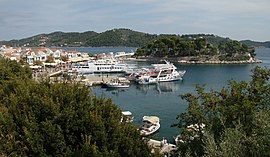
(78, 47), (270, 143)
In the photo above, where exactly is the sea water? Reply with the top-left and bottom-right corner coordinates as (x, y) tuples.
(63, 47), (270, 142)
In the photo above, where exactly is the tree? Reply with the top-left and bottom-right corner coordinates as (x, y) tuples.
(60, 55), (69, 62)
(0, 57), (155, 156)
(45, 54), (55, 63)
(173, 66), (270, 156)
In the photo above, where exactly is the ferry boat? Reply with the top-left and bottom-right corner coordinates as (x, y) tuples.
(152, 60), (186, 82)
(133, 60), (186, 84)
(136, 75), (158, 85)
(72, 58), (127, 74)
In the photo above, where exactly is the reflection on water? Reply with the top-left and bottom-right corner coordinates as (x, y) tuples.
(98, 81), (183, 97)
(105, 88), (129, 96)
(157, 82), (182, 93)
(135, 81), (182, 94)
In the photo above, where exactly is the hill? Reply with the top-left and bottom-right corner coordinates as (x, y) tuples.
(0, 28), (269, 48)
(0, 29), (160, 47)
(0, 29), (244, 48)
(240, 40), (270, 48)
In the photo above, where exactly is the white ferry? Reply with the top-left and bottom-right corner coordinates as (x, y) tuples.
(72, 58), (127, 74)
(134, 60), (186, 84)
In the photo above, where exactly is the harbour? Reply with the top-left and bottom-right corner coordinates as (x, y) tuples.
(89, 48), (270, 143)
(2, 46), (269, 143)
(25, 47), (270, 143)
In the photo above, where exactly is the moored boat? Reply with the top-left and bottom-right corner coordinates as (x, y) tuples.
(140, 116), (160, 136)
(72, 57), (127, 73)
(132, 60), (186, 84)
(105, 77), (130, 88)
(136, 75), (158, 85)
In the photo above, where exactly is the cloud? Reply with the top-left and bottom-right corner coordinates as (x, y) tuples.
(0, 0), (269, 41)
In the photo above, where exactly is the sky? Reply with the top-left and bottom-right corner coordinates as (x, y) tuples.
(0, 0), (269, 41)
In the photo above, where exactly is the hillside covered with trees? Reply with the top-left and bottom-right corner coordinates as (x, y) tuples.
(0, 57), (156, 156)
(134, 36), (256, 62)
(0, 29), (160, 47)
(1, 28), (268, 48)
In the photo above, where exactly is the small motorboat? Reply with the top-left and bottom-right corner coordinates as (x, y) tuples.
(105, 77), (130, 88)
(140, 116), (160, 136)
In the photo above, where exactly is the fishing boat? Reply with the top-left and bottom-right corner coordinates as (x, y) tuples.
(140, 116), (160, 136)
(105, 77), (130, 88)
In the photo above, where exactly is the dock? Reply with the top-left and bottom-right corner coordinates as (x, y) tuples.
(146, 138), (177, 156)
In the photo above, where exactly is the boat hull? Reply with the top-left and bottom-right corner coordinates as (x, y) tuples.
(140, 123), (160, 136)
(106, 84), (130, 88)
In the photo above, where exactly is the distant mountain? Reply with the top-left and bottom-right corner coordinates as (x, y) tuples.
(240, 40), (270, 48)
(0, 29), (160, 47)
(1, 28), (268, 48)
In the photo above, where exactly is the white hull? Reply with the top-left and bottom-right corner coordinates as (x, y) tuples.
(140, 123), (160, 136)
(157, 71), (183, 82)
(133, 60), (186, 84)
(105, 77), (130, 88)
(106, 84), (129, 88)
(137, 75), (158, 85)
(140, 116), (160, 136)
(72, 59), (127, 73)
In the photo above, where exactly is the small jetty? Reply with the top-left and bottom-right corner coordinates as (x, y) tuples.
(146, 138), (177, 155)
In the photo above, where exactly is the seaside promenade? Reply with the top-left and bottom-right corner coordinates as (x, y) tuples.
(31, 62), (71, 78)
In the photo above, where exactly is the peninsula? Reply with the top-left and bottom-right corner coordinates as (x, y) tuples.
(132, 36), (262, 64)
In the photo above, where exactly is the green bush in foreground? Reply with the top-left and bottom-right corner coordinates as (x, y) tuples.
(0, 57), (154, 156)
(174, 66), (270, 157)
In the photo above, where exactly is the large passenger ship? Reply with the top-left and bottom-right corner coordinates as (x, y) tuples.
(72, 58), (127, 74)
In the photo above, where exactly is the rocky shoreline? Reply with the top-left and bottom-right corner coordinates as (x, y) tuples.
(123, 56), (262, 64)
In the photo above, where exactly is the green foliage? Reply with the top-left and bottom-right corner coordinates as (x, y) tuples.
(45, 55), (55, 63)
(173, 66), (270, 156)
(2, 28), (263, 51)
(33, 60), (43, 65)
(0, 57), (154, 156)
(135, 37), (254, 61)
(241, 40), (270, 48)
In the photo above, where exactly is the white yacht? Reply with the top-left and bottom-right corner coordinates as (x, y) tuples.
(134, 60), (186, 84)
(153, 60), (186, 82)
(72, 58), (127, 74)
